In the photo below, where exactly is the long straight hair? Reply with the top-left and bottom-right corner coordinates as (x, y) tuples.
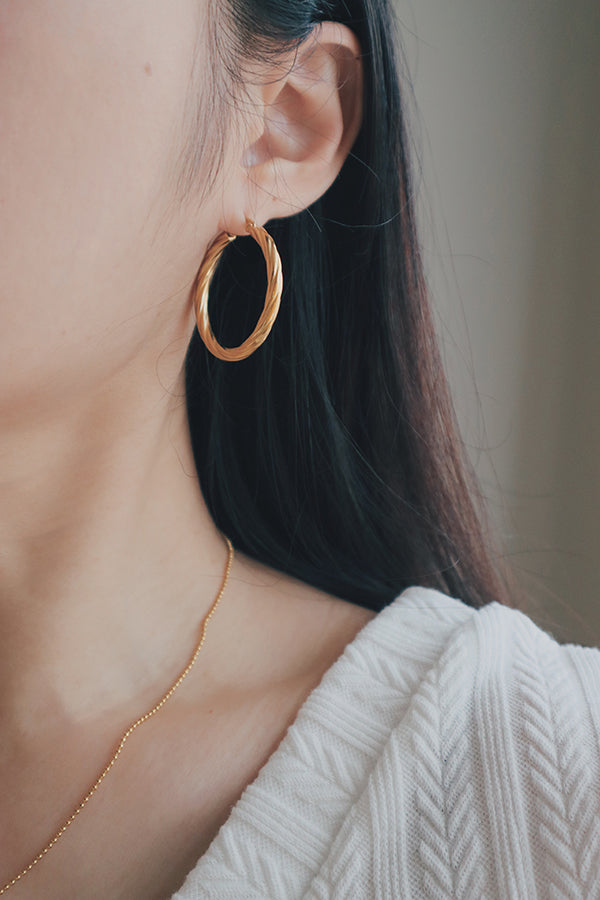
(185, 0), (514, 612)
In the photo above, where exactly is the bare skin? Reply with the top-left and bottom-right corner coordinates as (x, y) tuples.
(0, 2), (365, 897)
(1, 549), (375, 899)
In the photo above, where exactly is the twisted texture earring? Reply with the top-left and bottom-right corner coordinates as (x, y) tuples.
(193, 217), (283, 362)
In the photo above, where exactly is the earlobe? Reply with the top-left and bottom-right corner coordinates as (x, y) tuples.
(240, 22), (363, 225)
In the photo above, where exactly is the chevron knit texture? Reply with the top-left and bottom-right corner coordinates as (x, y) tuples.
(172, 587), (600, 899)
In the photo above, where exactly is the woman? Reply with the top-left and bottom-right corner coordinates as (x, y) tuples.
(1, 1), (599, 898)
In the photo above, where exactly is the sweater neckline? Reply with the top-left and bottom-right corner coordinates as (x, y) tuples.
(172, 591), (413, 897)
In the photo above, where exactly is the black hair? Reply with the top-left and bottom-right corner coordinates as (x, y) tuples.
(184, 0), (514, 612)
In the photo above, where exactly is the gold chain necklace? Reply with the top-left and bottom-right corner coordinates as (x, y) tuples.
(0, 534), (234, 896)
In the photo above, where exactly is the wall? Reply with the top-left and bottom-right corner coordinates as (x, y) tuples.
(394, 0), (600, 642)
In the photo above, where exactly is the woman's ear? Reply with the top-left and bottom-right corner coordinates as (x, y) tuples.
(225, 22), (363, 233)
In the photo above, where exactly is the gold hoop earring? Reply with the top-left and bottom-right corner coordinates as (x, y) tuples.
(193, 217), (283, 362)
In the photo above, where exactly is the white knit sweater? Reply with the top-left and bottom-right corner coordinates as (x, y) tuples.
(172, 586), (600, 899)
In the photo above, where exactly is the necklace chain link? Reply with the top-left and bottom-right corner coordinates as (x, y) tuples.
(0, 535), (234, 896)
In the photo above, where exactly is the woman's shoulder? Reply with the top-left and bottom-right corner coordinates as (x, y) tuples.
(313, 586), (600, 898)
(340, 584), (600, 699)
(173, 587), (600, 898)
(350, 583), (600, 761)
(338, 586), (600, 805)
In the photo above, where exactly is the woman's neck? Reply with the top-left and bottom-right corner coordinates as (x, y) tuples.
(0, 363), (229, 737)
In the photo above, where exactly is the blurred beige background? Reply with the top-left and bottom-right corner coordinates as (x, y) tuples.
(394, 0), (600, 644)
